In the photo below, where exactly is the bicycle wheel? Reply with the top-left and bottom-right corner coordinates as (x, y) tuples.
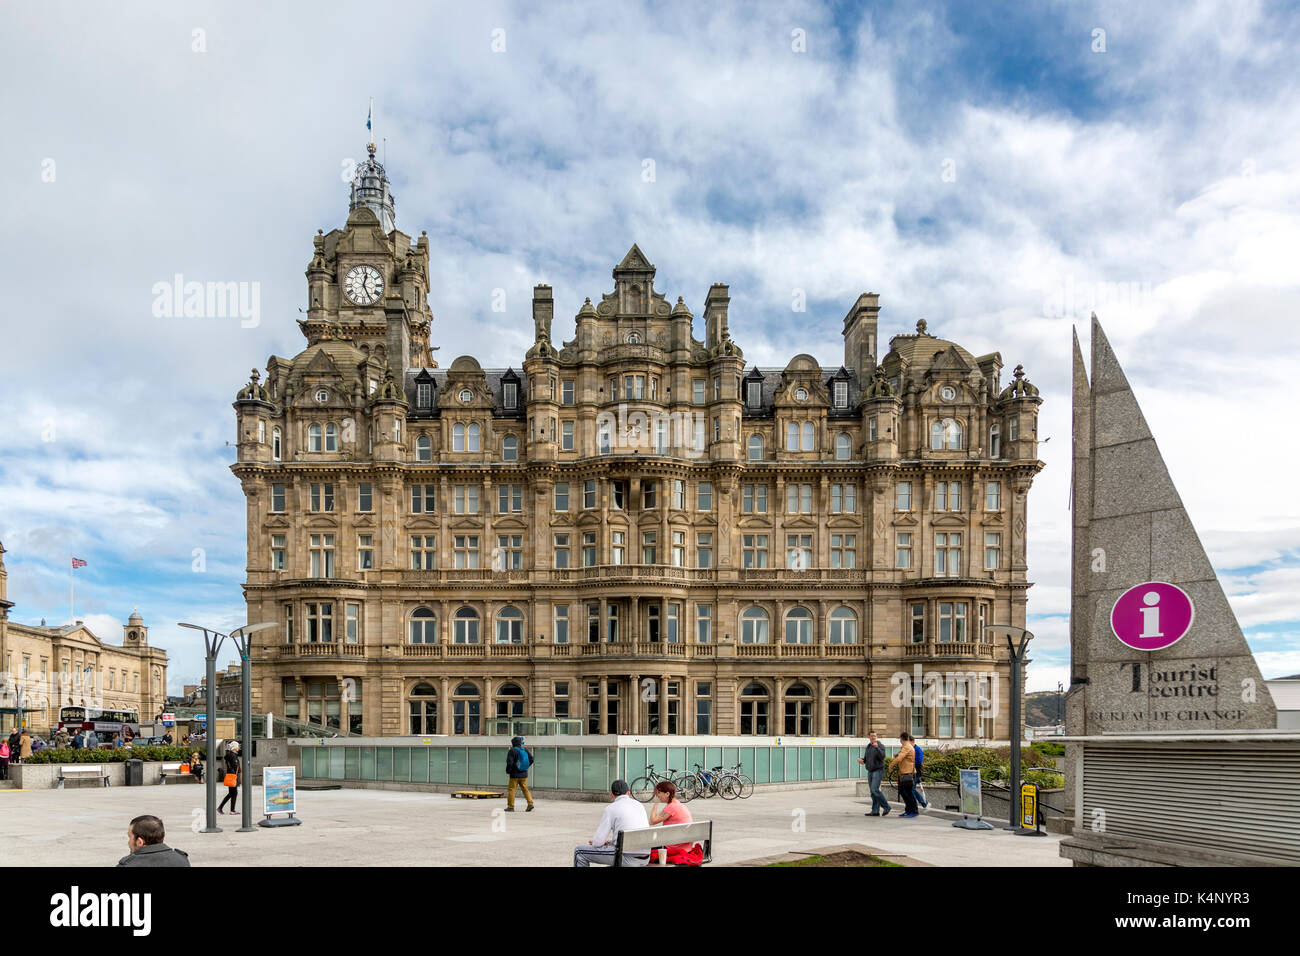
(630, 777), (656, 802)
(719, 774), (743, 800)
(674, 773), (698, 802)
(735, 773), (755, 798)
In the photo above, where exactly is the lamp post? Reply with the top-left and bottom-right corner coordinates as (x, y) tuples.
(226, 623), (275, 831)
(179, 622), (275, 834)
(984, 624), (1033, 831)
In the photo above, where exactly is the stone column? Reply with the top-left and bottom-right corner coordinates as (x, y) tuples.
(660, 673), (670, 734)
(817, 676), (829, 736)
(439, 676), (450, 735)
(630, 673), (640, 734)
(483, 676), (494, 736)
(599, 678), (608, 735)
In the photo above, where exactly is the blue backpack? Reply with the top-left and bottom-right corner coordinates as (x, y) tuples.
(514, 747), (531, 772)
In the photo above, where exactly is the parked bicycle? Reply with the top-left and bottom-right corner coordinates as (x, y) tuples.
(630, 764), (682, 802)
(721, 762), (754, 799)
(679, 762), (742, 801)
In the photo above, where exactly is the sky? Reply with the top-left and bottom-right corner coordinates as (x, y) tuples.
(1, 0), (1298, 694)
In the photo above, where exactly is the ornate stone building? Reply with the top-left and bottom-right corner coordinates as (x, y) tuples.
(0, 542), (169, 734)
(232, 144), (1044, 740)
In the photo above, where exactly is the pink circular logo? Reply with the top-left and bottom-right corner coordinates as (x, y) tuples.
(1111, 582), (1195, 651)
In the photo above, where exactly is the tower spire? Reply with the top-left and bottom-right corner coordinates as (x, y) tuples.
(350, 99), (395, 232)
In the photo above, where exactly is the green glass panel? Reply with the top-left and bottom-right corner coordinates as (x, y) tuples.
(330, 747), (345, 780)
(394, 747), (410, 781)
(409, 747), (429, 783)
(377, 748), (393, 781)
(428, 747), (447, 783)
(557, 747), (582, 789)
(487, 748), (508, 786)
(721, 746), (738, 771)
(686, 747), (704, 778)
(300, 747), (314, 777)
(739, 747), (754, 777)
(468, 747), (489, 785)
(705, 746), (722, 771)
(360, 746), (376, 780)
(582, 748), (609, 791)
(786, 748), (799, 781)
(767, 747), (783, 782)
(645, 747), (667, 779)
(533, 747), (556, 789)
(666, 746), (686, 777)
(448, 748), (468, 785)
(839, 748), (849, 777)
(811, 747), (823, 780)
(752, 747), (769, 783)
(345, 747), (360, 780)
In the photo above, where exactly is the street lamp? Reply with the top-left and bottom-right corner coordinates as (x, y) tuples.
(983, 624), (1033, 832)
(178, 621), (275, 834)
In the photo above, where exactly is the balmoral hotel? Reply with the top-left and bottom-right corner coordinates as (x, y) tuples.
(231, 145), (1043, 741)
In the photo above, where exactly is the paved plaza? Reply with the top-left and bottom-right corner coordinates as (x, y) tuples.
(0, 782), (1068, 867)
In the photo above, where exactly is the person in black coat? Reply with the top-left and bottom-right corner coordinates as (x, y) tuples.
(217, 741), (240, 814)
(504, 736), (536, 812)
(858, 730), (891, 816)
(116, 814), (190, 867)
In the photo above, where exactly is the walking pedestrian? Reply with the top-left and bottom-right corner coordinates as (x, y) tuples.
(912, 734), (929, 811)
(504, 735), (536, 812)
(0, 739), (9, 780)
(889, 732), (919, 817)
(18, 728), (32, 763)
(217, 741), (240, 814)
(572, 780), (650, 867)
(85, 729), (99, 750)
(858, 731), (890, 816)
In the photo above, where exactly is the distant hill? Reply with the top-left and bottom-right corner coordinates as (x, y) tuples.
(1026, 690), (1065, 727)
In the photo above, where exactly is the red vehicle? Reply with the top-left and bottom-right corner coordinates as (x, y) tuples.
(57, 706), (141, 740)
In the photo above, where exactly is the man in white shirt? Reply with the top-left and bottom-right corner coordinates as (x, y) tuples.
(572, 779), (650, 867)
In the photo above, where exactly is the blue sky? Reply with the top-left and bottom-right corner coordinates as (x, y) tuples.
(1, 0), (1298, 692)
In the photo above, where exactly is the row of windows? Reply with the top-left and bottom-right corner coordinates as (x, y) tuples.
(274, 528), (1004, 576)
(268, 479), (1006, 516)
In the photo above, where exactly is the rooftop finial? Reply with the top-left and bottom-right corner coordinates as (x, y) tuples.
(917, 318), (928, 335)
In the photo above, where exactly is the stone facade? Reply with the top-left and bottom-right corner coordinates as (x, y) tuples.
(0, 543), (168, 734)
(230, 145), (1044, 739)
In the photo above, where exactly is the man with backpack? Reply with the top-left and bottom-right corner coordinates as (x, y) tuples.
(505, 735), (536, 812)
(911, 734), (929, 811)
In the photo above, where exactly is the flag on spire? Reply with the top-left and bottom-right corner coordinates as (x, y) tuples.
(71, 557), (87, 569)
(366, 97), (374, 143)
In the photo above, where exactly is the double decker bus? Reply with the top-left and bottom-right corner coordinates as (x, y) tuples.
(57, 706), (141, 738)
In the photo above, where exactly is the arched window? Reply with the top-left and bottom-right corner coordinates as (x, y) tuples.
(784, 607), (813, 644)
(828, 682), (858, 735)
(308, 423), (322, 452)
(408, 682), (437, 735)
(495, 682), (525, 725)
(452, 681), (481, 735)
(835, 433), (851, 460)
(801, 422), (814, 451)
(453, 607), (480, 644)
(741, 607), (770, 644)
(748, 434), (763, 461)
(272, 426), (282, 461)
(740, 681), (770, 735)
(783, 681), (813, 735)
(408, 607), (438, 644)
(453, 423), (466, 452)
(785, 422), (799, 451)
(932, 418), (962, 451)
(325, 423), (339, 452)
(495, 606), (524, 644)
(467, 423), (481, 452)
(416, 434), (432, 461)
(829, 607), (858, 644)
(502, 435), (518, 461)
(989, 422), (1001, 458)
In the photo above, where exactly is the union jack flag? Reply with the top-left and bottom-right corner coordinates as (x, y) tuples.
(71, 557), (87, 569)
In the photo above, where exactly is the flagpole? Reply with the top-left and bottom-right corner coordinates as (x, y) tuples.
(70, 559), (74, 625)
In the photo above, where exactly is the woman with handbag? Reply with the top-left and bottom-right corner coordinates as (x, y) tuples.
(217, 741), (241, 814)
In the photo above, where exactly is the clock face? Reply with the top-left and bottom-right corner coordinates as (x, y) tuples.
(344, 265), (384, 305)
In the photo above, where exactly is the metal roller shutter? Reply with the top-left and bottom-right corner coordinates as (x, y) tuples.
(1080, 744), (1300, 863)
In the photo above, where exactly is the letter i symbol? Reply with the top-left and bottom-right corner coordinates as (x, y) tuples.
(1139, 591), (1163, 638)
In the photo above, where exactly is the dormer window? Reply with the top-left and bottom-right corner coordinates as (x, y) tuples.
(417, 383), (432, 408)
(747, 381), (762, 408)
(833, 380), (848, 408)
(503, 382), (517, 409)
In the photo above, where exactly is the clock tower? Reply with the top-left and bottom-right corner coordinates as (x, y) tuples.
(299, 141), (435, 373)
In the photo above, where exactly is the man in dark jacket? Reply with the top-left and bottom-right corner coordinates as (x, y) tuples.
(116, 815), (191, 867)
(504, 736), (535, 812)
(858, 731), (890, 816)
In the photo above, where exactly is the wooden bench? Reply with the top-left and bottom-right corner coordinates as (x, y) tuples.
(158, 763), (198, 784)
(58, 765), (110, 789)
(614, 821), (713, 867)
